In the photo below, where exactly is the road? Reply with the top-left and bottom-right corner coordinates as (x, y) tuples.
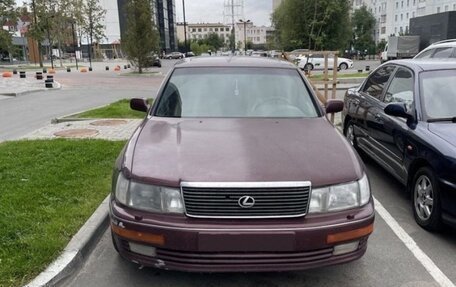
(1, 59), (455, 287)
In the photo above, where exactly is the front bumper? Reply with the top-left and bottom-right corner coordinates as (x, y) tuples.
(110, 199), (375, 272)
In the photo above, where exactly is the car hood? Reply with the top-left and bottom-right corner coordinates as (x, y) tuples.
(128, 117), (363, 187)
(428, 123), (456, 148)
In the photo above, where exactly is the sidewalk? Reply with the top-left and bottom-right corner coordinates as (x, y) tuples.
(0, 74), (61, 96)
(22, 118), (142, 141)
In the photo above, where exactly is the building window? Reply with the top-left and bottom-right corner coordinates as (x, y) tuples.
(215, 28), (218, 32)
(445, 5), (448, 11)
(407, 0), (409, 6)
(400, 26), (403, 33)
(454, 4), (456, 10)
(437, 7), (440, 13)
(381, 27), (386, 34)
(395, 15), (398, 21)
(198, 28), (202, 32)
(395, 27), (397, 33)
(192, 28), (196, 32)
(401, 1), (403, 8)
(396, 2), (398, 8)
(413, 0), (416, 5)
(401, 14), (403, 20)
(406, 12), (409, 19)
(412, 12), (415, 17)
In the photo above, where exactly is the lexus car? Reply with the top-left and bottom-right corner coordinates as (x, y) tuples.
(110, 57), (374, 272)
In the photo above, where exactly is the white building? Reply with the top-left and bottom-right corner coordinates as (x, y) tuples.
(353, 0), (456, 42)
(235, 22), (271, 48)
(177, 23), (232, 45)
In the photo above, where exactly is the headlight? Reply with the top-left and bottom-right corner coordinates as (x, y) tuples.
(114, 173), (184, 214)
(309, 173), (370, 213)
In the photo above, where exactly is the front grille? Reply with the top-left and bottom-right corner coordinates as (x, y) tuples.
(181, 182), (311, 218)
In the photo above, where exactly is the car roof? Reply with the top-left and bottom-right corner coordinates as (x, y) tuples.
(384, 59), (456, 72)
(174, 56), (296, 69)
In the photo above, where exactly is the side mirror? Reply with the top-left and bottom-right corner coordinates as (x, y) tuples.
(130, 98), (149, 113)
(384, 103), (410, 119)
(325, 99), (344, 114)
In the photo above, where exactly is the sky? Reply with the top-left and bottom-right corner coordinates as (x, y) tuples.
(175, 0), (273, 27)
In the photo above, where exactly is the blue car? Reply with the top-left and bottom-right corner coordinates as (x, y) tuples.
(342, 59), (456, 231)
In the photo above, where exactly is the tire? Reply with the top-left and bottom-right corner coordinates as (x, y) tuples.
(412, 167), (442, 231)
(304, 63), (314, 71)
(344, 121), (358, 150)
(339, 62), (348, 70)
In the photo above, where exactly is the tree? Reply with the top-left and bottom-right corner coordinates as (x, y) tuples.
(123, 0), (159, 73)
(205, 33), (224, 51)
(352, 5), (376, 55)
(272, 0), (351, 51)
(0, 0), (16, 57)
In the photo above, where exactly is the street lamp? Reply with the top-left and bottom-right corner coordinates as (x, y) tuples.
(182, 0), (188, 55)
(239, 19), (250, 54)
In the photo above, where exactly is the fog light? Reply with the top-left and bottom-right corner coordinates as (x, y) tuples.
(333, 241), (359, 256)
(129, 242), (157, 257)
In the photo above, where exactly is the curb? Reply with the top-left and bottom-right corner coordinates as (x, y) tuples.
(24, 194), (111, 287)
(0, 81), (62, 97)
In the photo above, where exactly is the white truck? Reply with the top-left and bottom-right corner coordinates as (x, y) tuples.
(380, 36), (420, 63)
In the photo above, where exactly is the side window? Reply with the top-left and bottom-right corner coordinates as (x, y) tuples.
(384, 68), (414, 111)
(414, 49), (434, 59)
(432, 47), (454, 58)
(362, 66), (395, 100)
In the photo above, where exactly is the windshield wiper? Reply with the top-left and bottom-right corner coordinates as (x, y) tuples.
(428, 117), (456, 123)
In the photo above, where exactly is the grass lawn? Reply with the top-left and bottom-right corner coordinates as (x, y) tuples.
(0, 139), (125, 287)
(308, 72), (369, 81)
(71, 99), (152, 119)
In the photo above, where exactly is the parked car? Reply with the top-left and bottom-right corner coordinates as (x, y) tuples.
(251, 50), (268, 57)
(165, 52), (184, 59)
(342, 59), (456, 230)
(185, 51), (195, 57)
(110, 57), (374, 272)
(145, 54), (161, 68)
(297, 54), (354, 70)
(287, 49), (310, 61)
(414, 39), (456, 59)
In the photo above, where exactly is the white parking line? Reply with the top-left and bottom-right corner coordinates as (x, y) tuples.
(374, 197), (455, 287)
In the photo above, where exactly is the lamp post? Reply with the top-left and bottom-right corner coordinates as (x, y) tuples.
(182, 0), (188, 55)
(239, 19), (250, 54)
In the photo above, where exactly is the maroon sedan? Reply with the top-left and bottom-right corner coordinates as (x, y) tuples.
(110, 57), (374, 272)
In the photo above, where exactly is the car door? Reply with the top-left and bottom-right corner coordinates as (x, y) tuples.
(374, 67), (415, 182)
(355, 65), (396, 156)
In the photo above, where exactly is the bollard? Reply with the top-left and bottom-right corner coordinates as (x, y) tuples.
(124, 65), (127, 69)
(46, 75), (54, 82)
(127, 64), (131, 68)
(19, 71), (26, 78)
(36, 72), (43, 80)
(358, 69), (363, 73)
(80, 68), (88, 73)
(105, 66), (109, 71)
(365, 66), (370, 71)
(13, 69), (17, 75)
(43, 68), (47, 73)
(67, 67), (71, 72)
(45, 79), (53, 88)
(89, 67), (93, 72)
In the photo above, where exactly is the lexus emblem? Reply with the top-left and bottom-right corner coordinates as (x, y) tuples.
(238, 195), (255, 208)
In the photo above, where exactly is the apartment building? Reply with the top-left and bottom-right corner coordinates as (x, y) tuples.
(352, 0), (456, 42)
(177, 23), (232, 45)
(235, 22), (271, 47)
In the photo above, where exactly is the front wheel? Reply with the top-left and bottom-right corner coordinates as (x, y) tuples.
(344, 121), (358, 150)
(412, 167), (442, 231)
(304, 63), (314, 71)
(339, 63), (348, 70)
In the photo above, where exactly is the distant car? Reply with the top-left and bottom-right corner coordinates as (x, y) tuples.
(251, 51), (268, 57)
(287, 49), (310, 61)
(298, 54), (354, 71)
(110, 57), (374, 272)
(145, 54), (161, 67)
(342, 59), (456, 230)
(414, 39), (456, 59)
(185, 52), (195, 57)
(165, 52), (184, 59)
(221, 51), (231, 56)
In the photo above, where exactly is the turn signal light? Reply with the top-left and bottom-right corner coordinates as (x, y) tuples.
(111, 224), (165, 246)
(327, 224), (373, 244)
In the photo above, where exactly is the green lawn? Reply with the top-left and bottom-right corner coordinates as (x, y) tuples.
(0, 139), (125, 287)
(308, 72), (369, 81)
(71, 99), (152, 119)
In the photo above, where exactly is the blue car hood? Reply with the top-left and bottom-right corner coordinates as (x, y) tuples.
(428, 123), (456, 149)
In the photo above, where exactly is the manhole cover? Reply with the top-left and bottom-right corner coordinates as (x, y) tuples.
(90, 120), (128, 126)
(54, 129), (99, 138)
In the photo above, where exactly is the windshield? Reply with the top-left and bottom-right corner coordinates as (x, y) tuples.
(420, 70), (456, 120)
(154, 67), (319, 118)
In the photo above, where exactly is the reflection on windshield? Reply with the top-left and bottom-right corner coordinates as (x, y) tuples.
(421, 70), (456, 119)
(154, 68), (319, 118)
